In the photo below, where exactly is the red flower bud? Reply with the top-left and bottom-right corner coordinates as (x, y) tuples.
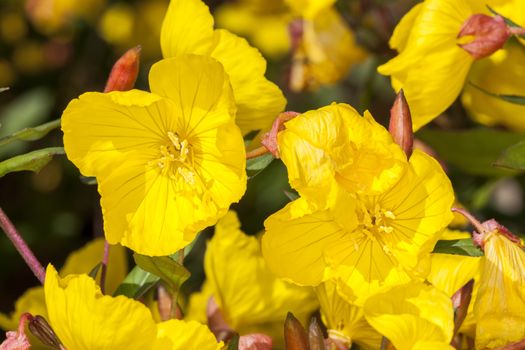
(389, 89), (413, 158)
(284, 312), (309, 350)
(104, 46), (141, 93)
(261, 111), (300, 158)
(457, 14), (510, 59)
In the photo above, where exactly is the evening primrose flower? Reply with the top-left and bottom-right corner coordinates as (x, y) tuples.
(161, 0), (286, 134)
(462, 44), (525, 132)
(44, 265), (221, 350)
(363, 282), (455, 350)
(187, 211), (318, 345)
(278, 103), (406, 209)
(378, 0), (525, 131)
(0, 238), (127, 341)
(474, 224), (525, 349)
(316, 280), (381, 349)
(61, 55), (246, 256)
(263, 110), (454, 303)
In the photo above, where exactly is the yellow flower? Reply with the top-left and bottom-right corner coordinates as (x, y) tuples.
(44, 265), (221, 349)
(278, 103), (406, 209)
(263, 145), (454, 302)
(474, 228), (525, 349)
(378, 0), (524, 131)
(316, 280), (381, 350)
(61, 55), (246, 256)
(161, 0), (286, 134)
(290, 7), (366, 91)
(215, 1), (291, 58)
(0, 238), (127, 343)
(364, 282), (455, 350)
(462, 44), (525, 133)
(188, 211), (318, 345)
(284, 0), (335, 18)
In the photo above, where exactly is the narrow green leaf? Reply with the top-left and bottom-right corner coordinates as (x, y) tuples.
(133, 254), (190, 293)
(494, 140), (525, 170)
(0, 147), (65, 178)
(0, 119), (61, 147)
(470, 83), (525, 106)
(113, 265), (159, 298)
(246, 153), (274, 179)
(417, 128), (524, 176)
(432, 239), (483, 257)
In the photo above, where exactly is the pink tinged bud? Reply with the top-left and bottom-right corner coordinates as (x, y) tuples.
(389, 89), (413, 158)
(457, 14), (510, 59)
(104, 46), (141, 93)
(239, 334), (273, 350)
(451, 208), (523, 251)
(451, 279), (474, 340)
(261, 112), (300, 158)
(0, 313), (31, 350)
(206, 296), (234, 342)
(308, 318), (325, 350)
(284, 312), (309, 350)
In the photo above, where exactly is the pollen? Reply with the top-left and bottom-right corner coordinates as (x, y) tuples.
(150, 131), (195, 184)
(357, 202), (396, 236)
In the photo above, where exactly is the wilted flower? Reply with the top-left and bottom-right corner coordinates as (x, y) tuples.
(61, 55), (246, 256)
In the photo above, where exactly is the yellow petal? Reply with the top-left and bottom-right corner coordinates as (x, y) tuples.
(364, 282), (454, 350)
(316, 281), (381, 350)
(210, 30), (286, 133)
(156, 320), (222, 350)
(462, 45), (525, 132)
(44, 265), (157, 350)
(279, 103), (406, 209)
(60, 238), (127, 295)
(160, 0), (214, 57)
(0, 287), (46, 332)
(262, 197), (348, 286)
(206, 211), (318, 342)
(284, 0), (335, 18)
(388, 3), (422, 51)
(474, 232), (525, 349)
(428, 253), (481, 298)
(148, 55), (236, 138)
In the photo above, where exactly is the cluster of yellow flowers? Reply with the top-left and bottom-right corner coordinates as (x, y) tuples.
(2, 0), (525, 349)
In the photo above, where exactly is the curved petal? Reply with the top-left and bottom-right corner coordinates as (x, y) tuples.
(61, 90), (165, 176)
(149, 55), (236, 138)
(156, 320), (222, 350)
(210, 30), (286, 133)
(160, 0), (214, 57)
(262, 198), (347, 286)
(428, 253), (481, 297)
(44, 265), (157, 350)
(364, 282), (454, 350)
(60, 238), (128, 295)
(388, 3), (423, 51)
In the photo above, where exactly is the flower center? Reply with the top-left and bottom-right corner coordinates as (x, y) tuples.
(356, 202), (396, 236)
(151, 131), (196, 184)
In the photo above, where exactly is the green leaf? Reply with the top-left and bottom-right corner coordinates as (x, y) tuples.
(133, 254), (190, 294)
(469, 83), (525, 106)
(417, 128), (525, 176)
(0, 119), (61, 148)
(246, 153), (274, 179)
(0, 147), (65, 178)
(113, 265), (160, 298)
(433, 239), (483, 257)
(494, 140), (525, 170)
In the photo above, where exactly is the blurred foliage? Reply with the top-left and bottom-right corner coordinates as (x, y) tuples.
(1, 0), (525, 334)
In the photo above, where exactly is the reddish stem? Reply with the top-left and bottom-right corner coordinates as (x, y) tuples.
(451, 207), (486, 235)
(0, 207), (45, 284)
(99, 240), (110, 294)
(246, 146), (270, 159)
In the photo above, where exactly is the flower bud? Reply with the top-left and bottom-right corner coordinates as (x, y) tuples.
(104, 45), (141, 93)
(457, 14), (509, 59)
(389, 89), (413, 158)
(239, 334), (273, 350)
(308, 317), (325, 350)
(451, 279), (474, 340)
(0, 313), (31, 350)
(284, 312), (309, 350)
(28, 315), (63, 349)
